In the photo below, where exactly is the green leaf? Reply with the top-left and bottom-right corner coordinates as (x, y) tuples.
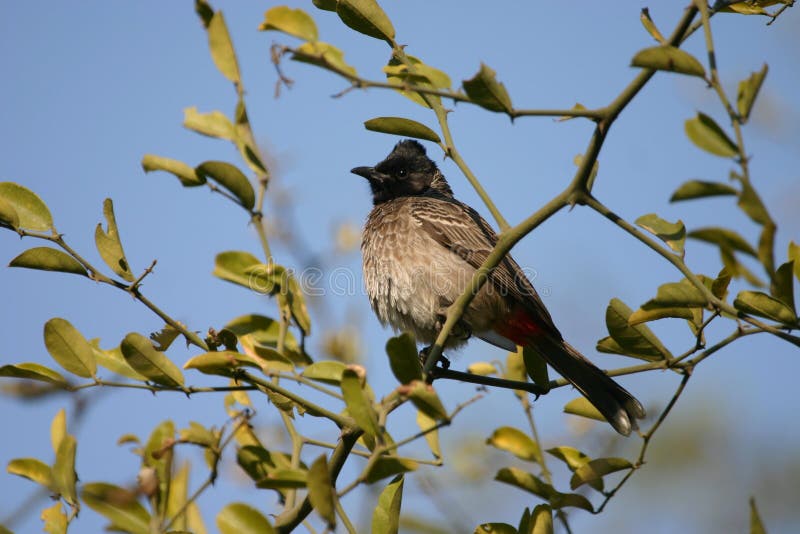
(258, 6), (318, 41)
(51, 409), (67, 453)
(91, 342), (147, 381)
(183, 351), (254, 376)
(486, 426), (541, 464)
(0, 363), (67, 386)
(0, 196), (19, 229)
(52, 434), (77, 505)
(82, 482), (151, 534)
(564, 397), (606, 423)
(94, 198), (134, 281)
(789, 242), (800, 281)
(291, 41), (357, 77)
(226, 313), (310, 366)
(183, 107), (236, 140)
(7, 458), (54, 489)
(772, 261), (795, 312)
(569, 457), (632, 490)
(403, 380), (447, 421)
(738, 181), (771, 226)
(364, 457), (418, 484)
(0, 182), (54, 230)
(685, 113), (738, 158)
(688, 227), (757, 256)
(757, 222), (776, 277)
(341, 369), (381, 440)
(285, 272), (311, 335)
(364, 117), (441, 143)
(335, 0), (395, 43)
(255, 468), (309, 489)
(628, 306), (695, 326)
(670, 180), (738, 202)
(631, 45), (705, 77)
(721, 247), (766, 288)
(416, 409), (441, 459)
(712, 268), (732, 300)
(495, 467), (593, 512)
(9, 247), (88, 277)
(737, 64), (768, 123)
(605, 298), (671, 360)
(546, 445), (606, 494)
(301, 361), (347, 384)
(639, 8), (665, 43)
(307, 455), (336, 528)
(120, 333), (184, 387)
(531, 504), (554, 534)
(734, 290), (797, 324)
(467, 361), (498, 376)
(44, 318), (97, 378)
(386, 333), (422, 384)
(750, 497), (767, 534)
(462, 63), (513, 114)
(207, 11), (241, 85)
(213, 250), (262, 289)
(372, 475), (403, 534)
(642, 279), (708, 309)
(635, 213), (686, 254)
(522, 346), (549, 390)
(474, 524), (517, 534)
(141, 154), (204, 187)
(41, 501), (67, 534)
(312, 0), (337, 11)
(217, 503), (276, 534)
(196, 161), (255, 210)
(143, 419), (175, 516)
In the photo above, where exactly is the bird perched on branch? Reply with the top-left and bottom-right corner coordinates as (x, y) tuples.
(351, 140), (644, 435)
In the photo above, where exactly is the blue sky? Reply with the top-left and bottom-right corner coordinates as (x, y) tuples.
(1, 2), (799, 533)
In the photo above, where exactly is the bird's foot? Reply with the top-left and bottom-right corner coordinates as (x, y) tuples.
(419, 346), (450, 370)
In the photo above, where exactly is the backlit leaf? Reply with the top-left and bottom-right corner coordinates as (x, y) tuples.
(364, 457), (418, 484)
(685, 113), (738, 157)
(82, 482), (151, 534)
(372, 475), (403, 534)
(7, 458), (53, 489)
(364, 117), (441, 143)
(628, 306), (694, 325)
(336, 0), (395, 43)
(307, 455), (336, 528)
(120, 333), (184, 387)
(9, 247), (87, 277)
(258, 6), (318, 41)
(44, 318), (96, 378)
(750, 497), (766, 534)
(640, 8), (665, 43)
(301, 361), (347, 384)
(635, 213), (685, 254)
(789, 242), (800, 281)
(183, 107), (236, 140)
(403, 380), (447, 421)
(737, 64), (768, 122)
(213, 250), (262, 289)
(670, 180), (738, 202)
(141, 154), (204, 187)
(758, 222), (776, 277)
(467, 362), (498, 376)
(53, 434), (77, 505)
(41, 501), (67, 534)
(416, 410), (441, 459)
(605, 298), (671, 360)
(531, 504), (554, 534)
(196, 161), (255, 210)
(0, 363), (67, 387)
(738, 181), (771, 226)
(462, 63), (513, 114)
(292, 41), (357, 77)
(631, 45), (705, 77)
(564, 397), (606, 423)
(642, 279), (707, 308)
(486, 426), (541, 464)
(255, 468), (308, 489)
(51, 409), (67, 453)
(688, 227), (757, 256)
(95, 198), (134, 281)
(523, 345), (549, 389)
(0, 182), (53, 231)
(207, 11), (241, 85)
(386, 333), (422, 384)
(341, 369), (381, 438)
(495, 467), (593, 512)
(771, 262), (795, 312)
(569, 457), (632, 490)
(0, 196), (19, 229)
(734, 291), (797, 324)
(475, 524), (517, 534)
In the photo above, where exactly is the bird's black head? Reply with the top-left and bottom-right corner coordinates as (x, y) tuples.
(351, 140), (453, 204)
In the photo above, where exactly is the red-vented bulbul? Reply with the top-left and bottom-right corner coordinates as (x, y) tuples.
(352, 140), (645, 435)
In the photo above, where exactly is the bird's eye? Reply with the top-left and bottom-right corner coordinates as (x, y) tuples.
(397, 168), (407, 177)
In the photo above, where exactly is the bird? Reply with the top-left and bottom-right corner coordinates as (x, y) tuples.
(351, 139), (645, 436)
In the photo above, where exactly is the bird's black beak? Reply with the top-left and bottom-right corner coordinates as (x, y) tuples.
(350, 166), (375, 180)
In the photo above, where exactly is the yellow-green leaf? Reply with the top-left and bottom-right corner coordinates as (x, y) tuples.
(0, 182), (54, 231)
(7, 458), (53, 489)
(213, 250), (261, 289)
(670, 179), (738, 202)
(0, 196), (19, 229)
(688, 227), (757, 256)
(183, 351), (257, 376)
(292, 41), (357, 77)
(494, 467), (593, 512)
(341, 369), (381, 439)
(207, 11), (241, 85)
(771, 261), (795, 312)
(301, 361), (347, 384)
(91, 342), (147, 381)
(312, 0), (337, 12)
(486, 426), (541, 464)
(631, 45), (705, 77)
(522, 345), (549, 389)
(364, 456), (418, 484)
(685, 113), (738, 158)
(82, 482), (151, 534)
(41, 501), (67, 534)
(183, 107), (236, 140)
(475, 524), (517, 534)
(0, 363), (67, 387)
(51, 409), (67, 453)
(531, 504), (554, 534)
(628, 306), (695, 325)
(642, 279), (707, 309)
(635, 213), (686, 254)
(789, 241), (800, 281)
(255, 468), (308, 489)
(120, 333), (184, 387)
(569, 457), (632, 490)
(285, 272), (311, 335)
(564, 397), (606, 423)
(386, 333), (422, 384)
(196, 161), (255, 210)
(467, 361), (498, 376)
(336, 0), (395, 43)
(9, 247), (88, 277)
(95, 198), (134, 281)
(53, 434), (78, 505)
(605, 298), (671, 360)
(737, 64), (768, 122)
(738, 181), (771, 226)
(141, 154), (204, 187)
(372, 475), (403, 534)
(403, 380), (447, 421)
(639, 8), (665, 43)
(364, 117), (441, 143)
(750, 497), (766, 534)
(307, 455), (336, 528)
(462, 63), (513, 114)
(416, 409), (441, 459)
(258, 6), (318, 41)
(734, 290), (797, 324)
(44, 318), (97, 378)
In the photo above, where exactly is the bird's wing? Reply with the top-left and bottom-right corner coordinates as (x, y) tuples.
(410, 195), (559, 335)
